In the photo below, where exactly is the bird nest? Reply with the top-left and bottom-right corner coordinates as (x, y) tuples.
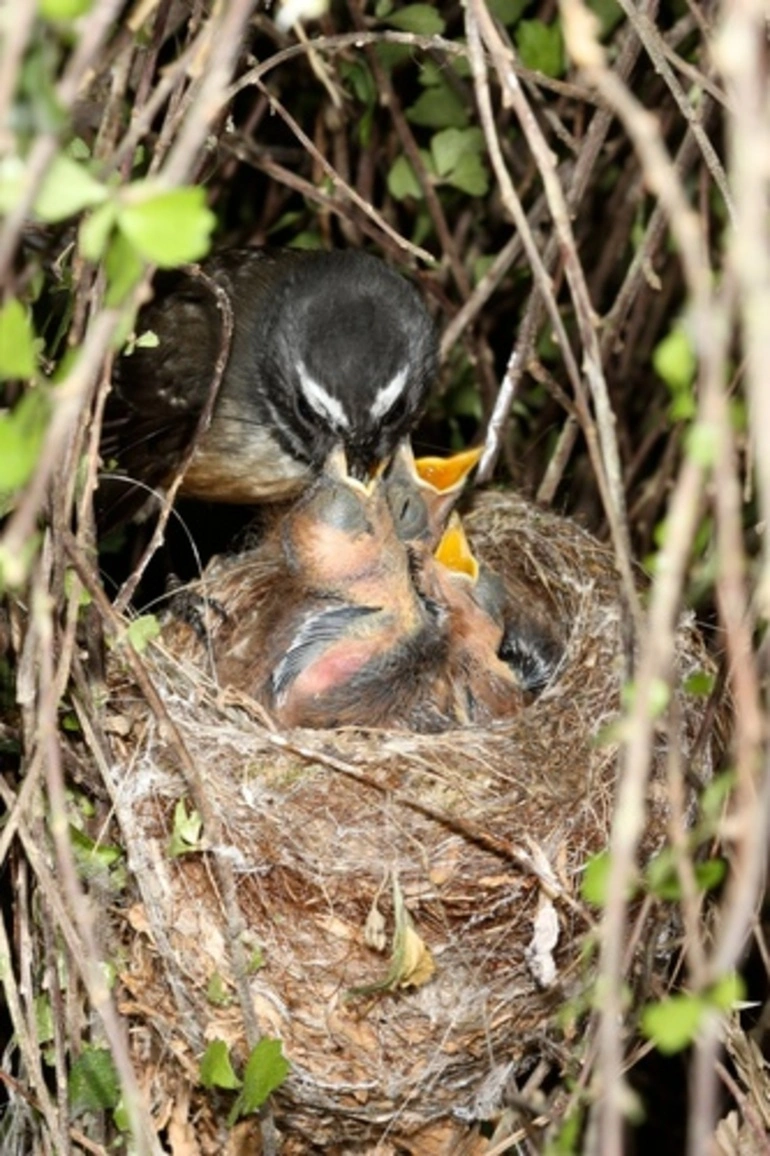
(98, 489), (724, 1152)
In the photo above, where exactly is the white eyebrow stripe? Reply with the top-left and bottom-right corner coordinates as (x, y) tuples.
(369, 366), (409, 421)
(297, 361), (350, 430)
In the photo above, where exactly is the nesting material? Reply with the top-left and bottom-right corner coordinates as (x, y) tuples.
(103, 490), (724, 1151)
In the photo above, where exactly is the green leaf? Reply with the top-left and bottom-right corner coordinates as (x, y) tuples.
(546, 1102), (584, 1155)
(104, 230), (145, 307)
(117, 185), (215, 267)
(729, 396), (747, 433)
(248, 946), (265, 973)
(168, 799), (203, 857)
(694, 858), (727, 893)
(581, 850), (611, 906)
(444, 379), (483, 421)
(69, 1047), (120, 1115)
(387, 156), (423, 201)
(39, 0), (93, 17)
(700, 770), (736, 820)
(0, 298), (36, 379)
(645, 848), (679, 899)
(430, 127), (484, 177)
(406, 86), (469, 130)
(384, 4), (445, 35)
(68, 137), (92, 160)
(80, 201), (118, 262)
(516, 20), (565, 78)
(708, 972), (745, 1011)
(286, 231), (324, 250)
(683, 669), (715, 697)
(653, 324), (696, 395)
(35, 994), (54, 1045)
(417, 59), (447, 88)
(0, 156), (26, 216)
(339, 60), (376, 107)
(68, 824), (123, 876)
(669, 391), (696, 422)
(487, 0), (528, 26)
(374, 41), (414, 71)
(0, 389), (50, 493)
(641, 993), (705, 1054)
(445, 152), (489, 196)
(206, 972), (231, 1006)
(622, 676), (670, 718)
(0, 533), (41, 588)
(200, 1040), (242, 1090)
(685, 421), (720, 468)
(112, 1098), (130, 1132)
(64, 567), (92, 607)
(230, 1039), (290, 1123)
(473, 255), (495, 284)
(587, 0), (624, 37)
(34, 154), (107, 223)
(124, 614), (160, 653)
(645, 851), (726, 900)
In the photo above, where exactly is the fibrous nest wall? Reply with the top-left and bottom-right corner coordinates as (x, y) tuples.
(96, 491), (724, 1152)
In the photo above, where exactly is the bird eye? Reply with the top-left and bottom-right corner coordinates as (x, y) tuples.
(382, 394), (409, 428)
(295, 392), (315, 427)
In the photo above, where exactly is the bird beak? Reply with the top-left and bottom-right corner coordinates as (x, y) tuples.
(433, 513), (479, 582)
(414, 445), (481, 493)
(322, 444), (383, 495)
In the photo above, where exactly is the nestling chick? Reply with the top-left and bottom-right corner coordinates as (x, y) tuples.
(166, 447), (449, 729)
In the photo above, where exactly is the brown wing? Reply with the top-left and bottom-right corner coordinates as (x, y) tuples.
(97, 248), (292, 530)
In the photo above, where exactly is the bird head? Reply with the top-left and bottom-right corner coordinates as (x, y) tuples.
(254, 252), (438, 480)
(385, 441), (482, 548)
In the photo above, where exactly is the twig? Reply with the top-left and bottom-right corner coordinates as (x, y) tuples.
(439, 230), (527, 361)
(223, 144), (426, 266)
(476, 303), (542, 486)
(161, 0), (257, 186)
(27, 540), (162, 1156)
(558, 7), (729, 1149)
(470, 0), (641, 635)
(0, 0), (36, 154)
(249, 75), (435, 267)
(348, 0), (469, 293)
(601, 126), (702, 355)
(109, 35), (204, 173)
(0, 864), (61, 1144)
(613, 0), (734, 219)
(227, 30), (598, 106)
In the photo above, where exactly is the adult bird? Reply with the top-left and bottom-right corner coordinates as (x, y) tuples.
(97, 247), (438, 528)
